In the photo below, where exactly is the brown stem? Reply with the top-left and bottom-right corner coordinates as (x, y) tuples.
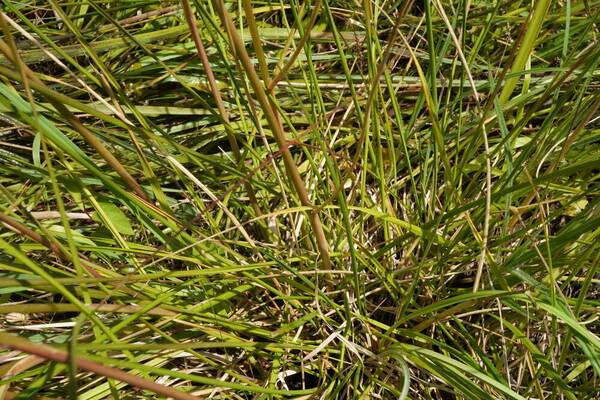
(0, 211), (69, 260)
(212, 0), (331, 267)
(181, 0), (265, 224)
(0, 211), (148, 300)
(0, 333), (200, 400)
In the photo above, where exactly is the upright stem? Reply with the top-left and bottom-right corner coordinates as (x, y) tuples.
(181, 0), (265, 228)
(212, 0), (331, 267)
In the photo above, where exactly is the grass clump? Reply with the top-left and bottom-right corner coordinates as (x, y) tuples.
(0, 0), (598, 399)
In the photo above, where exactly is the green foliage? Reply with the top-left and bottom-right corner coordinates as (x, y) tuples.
(0, 0), (598, 399)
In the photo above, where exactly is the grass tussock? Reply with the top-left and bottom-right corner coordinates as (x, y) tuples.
(0, 0), (599, 399)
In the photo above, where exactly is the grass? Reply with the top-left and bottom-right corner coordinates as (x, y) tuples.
(0, 0), (598, 399)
